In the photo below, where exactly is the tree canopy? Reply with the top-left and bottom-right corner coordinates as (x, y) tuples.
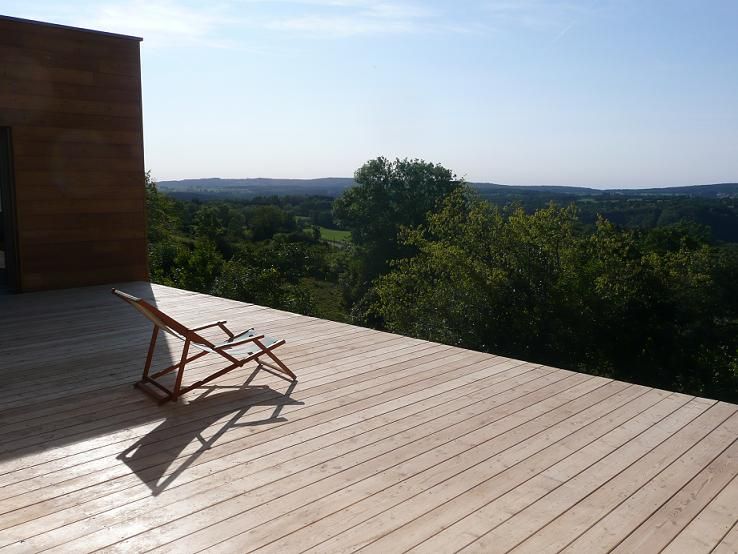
(372, 187), (738, 401)
(332, 157), (462, 318)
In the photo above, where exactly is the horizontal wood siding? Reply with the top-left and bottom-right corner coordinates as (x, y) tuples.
(0, 17), (147, 291)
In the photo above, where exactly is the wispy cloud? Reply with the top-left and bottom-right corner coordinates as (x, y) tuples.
(264, 15), (416, 37)
(482, 0), (591, 36)
(74, 0), (235, 48)
(3, 0), (486, 46)
(260, 0), (451, 38)
(3, 0), (237, 48)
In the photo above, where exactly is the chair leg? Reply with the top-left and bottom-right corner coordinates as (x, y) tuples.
(142, 325), (159, 380)
(253, 338), (297, 381)
(135, 326), (173, 403)
(171, 339), (191, 402)
(135, 378), (173, 404)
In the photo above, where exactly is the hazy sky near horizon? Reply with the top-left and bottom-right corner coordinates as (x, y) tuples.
(4, 0), (737, 187)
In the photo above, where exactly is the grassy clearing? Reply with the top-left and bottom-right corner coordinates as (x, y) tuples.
(319, 227), (351, 242)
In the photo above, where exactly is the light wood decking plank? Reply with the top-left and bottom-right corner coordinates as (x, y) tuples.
(662, 473), (738, 553)
(7, 362), (557, 552)
(0, 282), (735, 553)
(0, 335), (445, 461)
(254, 381), (645, 554)
(452, 400), (730, 553)
(0, 361), (538, 543)
(713, 521), (738, 554)
(336, 392), (704, 554)
(607, 416), (738, 552)
(298, 384), (668, 554)
(0, 345), (477, 506)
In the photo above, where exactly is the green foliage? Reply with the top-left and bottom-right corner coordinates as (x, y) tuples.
(173, 239), (225, 292)
(299, 277), (347, 322)
(373, 189), (738, 401)
(193, 205), (225, 242)
(334, 157), (459, 266)
(145, 171), (178, 244)
(333, 157), (461, 316)
(145, 179), (338, 315)
(211, 258), (313, 314)
(582, 218), (738, 397)
(374, 188), (580, 354)
(148, 241), (187, 285)
(247, 205), (295, 241)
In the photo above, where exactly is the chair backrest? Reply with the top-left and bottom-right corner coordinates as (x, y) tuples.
(111, 289), (207, 344)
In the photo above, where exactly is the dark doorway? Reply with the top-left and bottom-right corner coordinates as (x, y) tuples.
(0, 128), (19, 293)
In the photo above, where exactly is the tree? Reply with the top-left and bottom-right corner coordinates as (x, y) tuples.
(145, 171), (178, 244)
(193, 205), (225, 242)
(332, 157), (461, 318)
(584, 218), (737, 398)
(211, 256), (313, 314)
(373, 188), (586, 361)
(172, 238), (224, 293)
(145, 172), (189, 283)
(248, 205), (294, 241)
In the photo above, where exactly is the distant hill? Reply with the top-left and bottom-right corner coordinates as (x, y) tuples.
(157, 177), (355, 198)
(472, 182), (738, 198)
(613, 183), (738, 197)
(157, 178), (738, 200)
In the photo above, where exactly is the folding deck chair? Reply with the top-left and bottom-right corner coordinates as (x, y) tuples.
(112, 289), (296, 403)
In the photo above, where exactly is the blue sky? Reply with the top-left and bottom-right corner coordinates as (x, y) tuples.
(4, 1), (738, 187)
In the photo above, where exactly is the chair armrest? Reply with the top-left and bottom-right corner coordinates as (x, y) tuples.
(191, 320), (227, 331)
(218, 334), (265, 350)
(191, 320), (235, 339)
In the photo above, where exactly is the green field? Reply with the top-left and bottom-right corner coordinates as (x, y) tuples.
(319, 227), (351, 242)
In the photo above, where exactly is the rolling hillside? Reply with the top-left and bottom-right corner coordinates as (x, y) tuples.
(158, 177), (738, 200)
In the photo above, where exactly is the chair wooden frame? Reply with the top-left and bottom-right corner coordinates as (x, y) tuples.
(112, 289), (296, 404)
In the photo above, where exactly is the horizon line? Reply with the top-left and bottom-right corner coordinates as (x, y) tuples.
(155, 176), (738, 191)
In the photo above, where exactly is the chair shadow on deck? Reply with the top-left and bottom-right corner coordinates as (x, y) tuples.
(117, 368), (302, 496)
(0, 282), (181, 464)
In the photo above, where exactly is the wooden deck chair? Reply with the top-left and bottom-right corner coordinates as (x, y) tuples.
(112, 289), (296, 403)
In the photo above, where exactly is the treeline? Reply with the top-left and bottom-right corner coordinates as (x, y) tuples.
(147, 159), (738, 402)
(146, 175), (346, 320)
(482, 193), (738, 242)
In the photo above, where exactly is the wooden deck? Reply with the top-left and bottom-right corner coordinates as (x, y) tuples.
(1, 282), (737, 553)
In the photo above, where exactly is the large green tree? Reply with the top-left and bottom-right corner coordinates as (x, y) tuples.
(332, 157), (461, 319)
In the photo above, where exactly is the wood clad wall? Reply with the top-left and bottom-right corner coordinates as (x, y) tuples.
(0, 17), (148, 291)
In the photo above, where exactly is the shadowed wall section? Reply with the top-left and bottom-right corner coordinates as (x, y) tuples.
(0, 15), (147, 291)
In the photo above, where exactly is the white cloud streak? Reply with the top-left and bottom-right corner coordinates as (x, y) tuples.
(4, 0), (592, 47)
(26, 0), (457, 45)
(74, 0), (235, 48)
(259, 0), (446, 38)
(482, 0), (591, 36)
